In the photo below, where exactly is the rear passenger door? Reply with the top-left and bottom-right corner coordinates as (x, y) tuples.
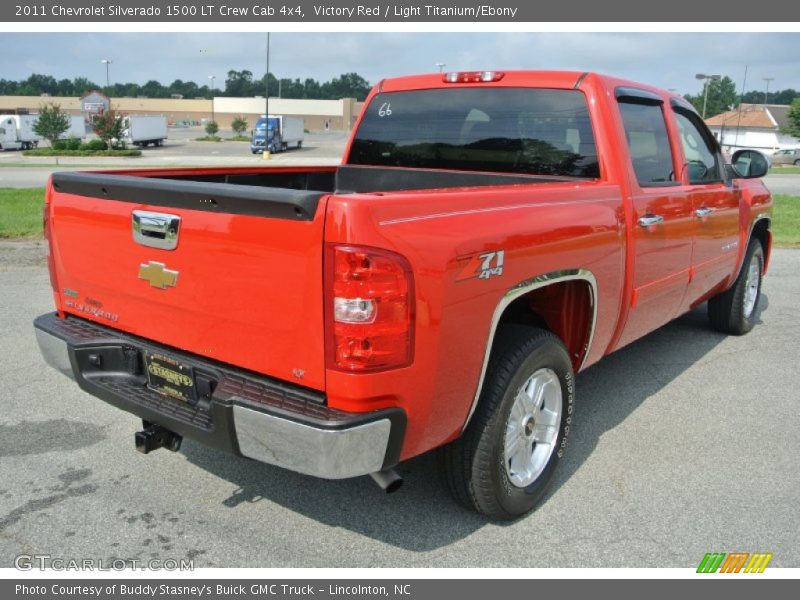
(615, 89), (694, 349)
(670, 103), (741, 309)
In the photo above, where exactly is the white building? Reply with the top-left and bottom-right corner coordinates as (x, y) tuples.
(705, 104), (800, 156)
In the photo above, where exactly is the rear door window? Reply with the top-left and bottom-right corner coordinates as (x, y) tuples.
(617, 101), (677, 187)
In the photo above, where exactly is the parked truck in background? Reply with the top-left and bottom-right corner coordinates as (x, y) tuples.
(35, 71), (772, 519)
(61, 115), (88, 142)
(122, 115), (168, 147)
(0, 114), (86, 150)
(250, 114), (304, 154)
(0, 114), (41, 150)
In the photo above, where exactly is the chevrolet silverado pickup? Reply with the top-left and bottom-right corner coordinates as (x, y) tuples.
(34, 71), (773, 519)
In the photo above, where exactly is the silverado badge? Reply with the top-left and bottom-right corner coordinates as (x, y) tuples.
(138, 261), (179, 289)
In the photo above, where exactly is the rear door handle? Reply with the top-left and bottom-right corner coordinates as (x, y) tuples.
(695, 207), (715, 219)
(638, 214), (664, 228)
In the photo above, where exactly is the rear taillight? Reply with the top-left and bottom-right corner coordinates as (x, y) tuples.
(443, 71), (505, 83)
(43, 184), (59, 293)
(325, 245), (414, 372)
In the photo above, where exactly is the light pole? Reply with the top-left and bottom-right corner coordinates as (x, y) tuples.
(695, 73), (721, 119)
(263, 32), (270, 159)
(208, 75), (216, 123)
(763, 77), (774, 105)
(435, 62), (446, 74)
(101, 59), (112, 89)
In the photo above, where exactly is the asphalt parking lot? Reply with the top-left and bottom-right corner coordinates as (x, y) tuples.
(0, 241), (798, 568)
(0, 129), (348, 188)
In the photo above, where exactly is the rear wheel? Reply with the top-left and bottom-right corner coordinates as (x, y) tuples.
(708, 239), (764, 335)
(440, 326), (574, 520)
(794, 159), (800, 166)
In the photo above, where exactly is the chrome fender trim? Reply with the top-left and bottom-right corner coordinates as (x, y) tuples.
(462, 268), (598, 431)
(736, 212), (772, 277)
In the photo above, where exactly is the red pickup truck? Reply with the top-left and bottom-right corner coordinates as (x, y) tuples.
(35, 71), (772, 519)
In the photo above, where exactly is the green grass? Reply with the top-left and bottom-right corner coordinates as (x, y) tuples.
(770, 166), (800, 175)
(194, 136), (222, 142)
(773, 195), (800, 247)
(228, 135), (251, 142)
(1, 188), (799, 247)
(0, 188), (44, 238)
(23, 148), (142, 157)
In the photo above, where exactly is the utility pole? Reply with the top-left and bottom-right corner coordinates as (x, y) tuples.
(101, 59), (112, 89)
(695, 73), (721, 119)
(763, 77), (774, 105)
(208, 75), (215, 124)
(263, 32), (270, 159)
(435, 62), (446, 74)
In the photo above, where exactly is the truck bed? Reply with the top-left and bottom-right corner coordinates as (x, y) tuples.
(47, 164), (587, 395)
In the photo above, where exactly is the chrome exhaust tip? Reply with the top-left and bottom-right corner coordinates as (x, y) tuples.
(369, 468), (403, 493)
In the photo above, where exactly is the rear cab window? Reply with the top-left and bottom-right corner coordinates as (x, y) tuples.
(348, 87), (600, 179)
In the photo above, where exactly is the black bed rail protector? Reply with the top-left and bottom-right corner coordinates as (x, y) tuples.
(50, 171), (324, 221)
(335, 165), (580, 194)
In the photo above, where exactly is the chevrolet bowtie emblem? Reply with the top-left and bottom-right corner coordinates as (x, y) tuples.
(138, 261), (179, 289)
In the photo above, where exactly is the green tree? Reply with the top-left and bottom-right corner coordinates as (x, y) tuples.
(684, 76), (738, 119)
(741, 87), (799, 105)
(321, 73), (371, 101)
(231, 116), (248, 136)
(32, 103), (71, 147)
(72, 77), (99, 96)
(205, 120), (219, 137)
(92, 108), (124, 149)
(783, 98), (800, 137)
(140, 80), (168, 98)
(303, 78), (321, 99)
(224, 70), (254, 97)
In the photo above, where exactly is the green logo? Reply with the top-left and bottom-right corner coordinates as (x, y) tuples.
(697, 552), (772, 573)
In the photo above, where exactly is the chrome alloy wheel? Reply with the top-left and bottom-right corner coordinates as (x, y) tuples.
(503, 368), (562, 488)
(743, 253), (761, 319)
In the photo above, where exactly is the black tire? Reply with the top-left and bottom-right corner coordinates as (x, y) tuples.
(440, 326), (575, 520)
(708, 239), (764, 335)
(794, 159), (800, 167)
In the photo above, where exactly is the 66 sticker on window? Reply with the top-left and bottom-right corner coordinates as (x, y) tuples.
(456, 250), (505, 281)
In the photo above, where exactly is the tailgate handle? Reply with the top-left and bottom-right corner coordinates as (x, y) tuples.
(132, 210), (181, 250)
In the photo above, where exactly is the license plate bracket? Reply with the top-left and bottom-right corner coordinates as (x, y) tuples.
(145, 352), (197, 404)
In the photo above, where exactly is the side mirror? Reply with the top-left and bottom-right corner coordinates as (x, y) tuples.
(730, 149), (770, 179)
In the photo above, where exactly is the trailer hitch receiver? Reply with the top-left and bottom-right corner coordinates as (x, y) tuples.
(135, 420), (183, 454)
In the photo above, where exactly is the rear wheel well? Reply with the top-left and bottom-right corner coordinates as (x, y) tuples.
(495, 280), (594, 370)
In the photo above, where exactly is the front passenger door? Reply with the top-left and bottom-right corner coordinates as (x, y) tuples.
(671, 105), (741, 309)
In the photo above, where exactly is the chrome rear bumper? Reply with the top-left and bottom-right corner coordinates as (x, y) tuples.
(34, 313), (405, 479)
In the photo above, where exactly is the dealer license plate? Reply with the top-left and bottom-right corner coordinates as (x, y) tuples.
(145, 352), (197, 404)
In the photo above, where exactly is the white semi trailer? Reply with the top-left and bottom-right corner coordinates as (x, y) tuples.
(0, 114), (42, 150)
(0, 114), (86, 150)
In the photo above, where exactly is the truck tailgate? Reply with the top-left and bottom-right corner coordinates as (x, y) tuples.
(47, 171), (329, 391)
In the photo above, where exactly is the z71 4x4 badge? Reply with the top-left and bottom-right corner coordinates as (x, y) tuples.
(456, 250), (505, 282)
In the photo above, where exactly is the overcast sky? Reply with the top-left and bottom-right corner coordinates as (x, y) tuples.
(2, 32), (798, 95)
